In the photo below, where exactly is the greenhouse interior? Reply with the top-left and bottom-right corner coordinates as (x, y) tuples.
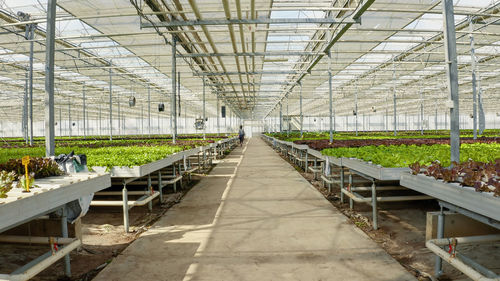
(0, 0), (499, 280)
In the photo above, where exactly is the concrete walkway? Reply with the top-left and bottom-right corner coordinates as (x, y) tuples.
(94, 137), (416, 281)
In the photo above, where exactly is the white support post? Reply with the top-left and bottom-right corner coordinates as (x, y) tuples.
(147, 86), (151, 136)
(355, 85), (358, 136)
(420, 89), (424, 135)
(82, 83), (86, 139)
(118, 97), (121, 136)
(98, 104), (101, 136)
(109, 65), (113, 141)
(286, 95), (289, 137)
(68, 103), (71, 137)
(469, 16), (478, 139)
(392, 61), (397, 137)
(299, 82), (303, 138)
(328, 49), (333, 143)
(279, 103), (282, 133)
(44, 0), (56, 157)
(28, 21), (34, 146)
(443, 0), (460, 163)
(202, 76), (206, 140)
(171, 35), (177, 144)
(217, 96), (220, 135)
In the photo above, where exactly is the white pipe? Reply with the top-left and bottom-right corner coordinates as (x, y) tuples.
(350, 186), (406, 192)
(430, 234), (500, 246)
(0, 235), (74, 245)
(90, 191), (160, 208)
(0, 239), (81, 281)
(96, 191), (150, 196)
(341, 188), (431, 202)
(341, 188), (371, 203)
(426, 235), (500, 281)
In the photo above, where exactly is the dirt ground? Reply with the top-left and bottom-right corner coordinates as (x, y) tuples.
(0, 177), (201, 281)
(281, 154), (500, 281)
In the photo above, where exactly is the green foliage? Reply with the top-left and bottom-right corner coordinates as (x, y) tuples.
(0, 157), (64, 179)
(0, 144), (189, 171)
(69, 145), (185, 170)
(322, 143), (500, 168)
(0, 170), (16, 198)
(17, 172), (36, 191)
(410, 159), (500, 196)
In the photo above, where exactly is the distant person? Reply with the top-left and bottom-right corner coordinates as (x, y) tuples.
(238, 125), (245, 147)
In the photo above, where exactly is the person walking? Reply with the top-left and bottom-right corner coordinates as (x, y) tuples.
(238, 125), (245, 147)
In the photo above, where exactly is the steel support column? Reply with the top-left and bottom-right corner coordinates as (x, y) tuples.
(82, 83), (86, 139)
(420, 90), (424, 135)
(355, 88), (358, 136)
(393, 93), (397, 136)
(68, 103), (71, 137)
(117, 98), (121, 136)
(202, 76), (206, 140)
(23, 72), (28, 143)
(392, 63), (397, 136)
(171, 35), (177, 144)
(109, 65), (113, 141)
(385, 97), (388, 132)
(469, 16), (478, 140)
(299, 82), (303, 138)
(140, 105), (143, 135)
(44, 0), (56, 157)
(60, 206), (71, 276)
(286, 95), (289, 137)
(279, 103), (282, 133)
(443, 0), (460, 163)
(435, 206), (445, 276)
(147, 86), (151, 136)
(28, 22), (34, 146)
(328, 49), (333, 143)
(217, 96), (220, 135)
(175, 72), (179, 137)
(184, 98), (187, 134)
(98, 104), (101, 136)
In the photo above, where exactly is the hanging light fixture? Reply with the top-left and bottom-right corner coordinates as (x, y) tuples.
(129, 96), (136, 107)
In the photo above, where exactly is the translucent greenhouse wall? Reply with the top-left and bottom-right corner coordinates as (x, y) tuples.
(0, 116), (241, 138)
(2, 114), (500, 138)
(263, 114), (500, 133)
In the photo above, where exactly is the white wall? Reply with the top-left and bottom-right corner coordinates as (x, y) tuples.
(242, 120), (264, 138)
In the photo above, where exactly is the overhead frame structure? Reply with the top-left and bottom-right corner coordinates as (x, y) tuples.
(0, 1), (500, 146)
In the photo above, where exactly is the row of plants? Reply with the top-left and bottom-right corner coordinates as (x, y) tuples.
(2, 138), (218, 149)
(267, 129), (500, 142)
(410, 160), (500, 197)
(0, 157), (64, 198)
(295, 137), (500, 151)
(321, 143), (500, 168)
(0, 140), (213, 170)
(1, 137), (235, 198)
(267, 132), (500, 197)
